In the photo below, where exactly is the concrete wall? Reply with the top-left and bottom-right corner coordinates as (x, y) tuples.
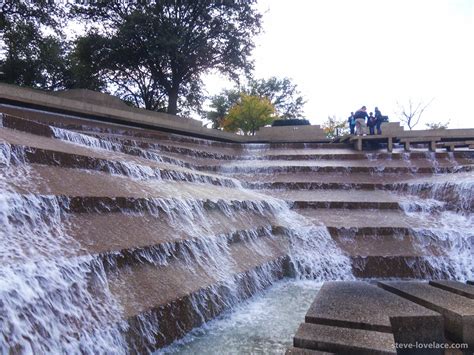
(0, 84), (331, 143)
(255, 125), (328, 142)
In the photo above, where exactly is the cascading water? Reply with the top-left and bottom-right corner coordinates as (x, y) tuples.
(0, 146), (128, 353)
(3, 113), (472, 354)
(0, 123), (354, 353)
(392, 156), (474, 280)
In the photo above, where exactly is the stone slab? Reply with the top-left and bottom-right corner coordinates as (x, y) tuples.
(378, 281), (474, 347)
(293, 322), (396, 354)
(429, 280), (474, 299)
(286, 347), (334, 355)
(305, 281), (444, 347)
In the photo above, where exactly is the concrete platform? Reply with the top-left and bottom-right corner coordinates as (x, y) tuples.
(293, 322), (396, 354)
(305, 282), (444, 346)
(429, 280), (474, 299)
(286, 347), (334, 354)
(378, 281), (474, 347)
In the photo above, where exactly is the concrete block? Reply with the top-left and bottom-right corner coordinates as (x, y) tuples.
(429, 281), (474, 299)
(255, 125), (329, 142)
(378, 281), (474, 347)
(286, 347), (334, 355)
(305, 281), (444, 350)
(294, 323), (396, 354)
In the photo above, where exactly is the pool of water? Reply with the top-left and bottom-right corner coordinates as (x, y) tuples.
(159, 279), (321, 355)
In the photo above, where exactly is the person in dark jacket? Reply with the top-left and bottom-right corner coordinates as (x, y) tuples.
(348, 112), (356, 135)
(367, 112), (377, 135)
(354, 106), (369, 135)
(374, 107), (383, 134)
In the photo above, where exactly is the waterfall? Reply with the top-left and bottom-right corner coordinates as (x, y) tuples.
(2, 115), (472, 353)
(0, 154), (128, 353)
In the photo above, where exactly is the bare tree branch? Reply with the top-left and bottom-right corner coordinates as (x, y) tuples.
(397, 98), (435, 130)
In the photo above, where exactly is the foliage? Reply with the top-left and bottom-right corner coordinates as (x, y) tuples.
(247, 77), (305, 118)
(425, 120), (450, 130)
(0, 23), (68, 90)
(70, 1), (262, 115)
(207, 76), (305, 128)
(206, 89), (241, 129)
(322, 115), (349, 138)
(222, 94), (275, 135)
(397, 98), (434, 130)
(0, 1), (66, 90)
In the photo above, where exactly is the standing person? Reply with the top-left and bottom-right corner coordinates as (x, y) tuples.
(348, 112), (356, 135)
(353, 106), (369, 135)
(367, 112), (377, 135)
(374, 107), (383, 134)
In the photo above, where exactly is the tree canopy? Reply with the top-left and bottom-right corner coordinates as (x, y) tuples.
(322, 115), (348, 138)
(222, 94), (275, 135)
(207, 76), (305, 128)
(0, 1), (67, 90)
(69, 1), (262, 115)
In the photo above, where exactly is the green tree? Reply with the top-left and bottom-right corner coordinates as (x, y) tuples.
(70, 1), (262, 115)
(322, 115), (349, 138)
(0, 1), (66, 90)
(247, 77), (305, 118)
(207, 77), (305, 128)
(222, 94), (275, 135)
(1, 22), (68, 90)
(206, 89), (241, 129)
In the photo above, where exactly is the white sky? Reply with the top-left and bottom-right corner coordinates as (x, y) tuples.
(204, 0), (474, 129)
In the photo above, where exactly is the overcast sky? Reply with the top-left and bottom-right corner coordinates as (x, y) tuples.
(204, 0), (474, 129)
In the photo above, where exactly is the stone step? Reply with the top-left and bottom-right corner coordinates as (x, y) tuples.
(286, 347), (334, 355)
(4, 164), (269, 206)
(351, 256), (447, 279)
(305, 282), (444, 347)
(293, 323), (396, 354)
(198, 164), (472, 175)
(297, 209), (467, 230)
(292, 201), (400, 210)
(378, 281), (474, 347)
(0, 127), (236, 186)
(110, 239), (290, 350)
(332, 231), (446, 258)
(429, 280), (474, 299)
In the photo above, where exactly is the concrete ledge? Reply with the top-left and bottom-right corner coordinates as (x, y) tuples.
(293, 323), (396, 354)
(286, 347), (334, 355)
(0, 84), (333, 143)
(429, 281), (474, 299)
(305, 281), (444, 348)
(255, 125), (330, 142)
(378, 281), (474, 347)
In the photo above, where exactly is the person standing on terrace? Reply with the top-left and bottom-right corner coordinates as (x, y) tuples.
(353, 106), (369, 135)
(374, 107), (383, 134)
(348, 112), (356, 135)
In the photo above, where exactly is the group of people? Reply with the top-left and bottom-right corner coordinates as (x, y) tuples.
(348, 106), (388, 136)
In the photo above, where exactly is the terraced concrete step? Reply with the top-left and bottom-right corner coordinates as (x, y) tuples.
(351, 256), (446, 279)
(5, 164), (269, 204)
(429, 280), (474, 299)
(199, 164), (471, 175)
(297, 209), (464, 229)
(305, 282), (444, 346)
(0, 127), (235, 186)
(378, 281), (474, 347)
(293, 323), (396, 354)
(109, 238), (289, 350)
